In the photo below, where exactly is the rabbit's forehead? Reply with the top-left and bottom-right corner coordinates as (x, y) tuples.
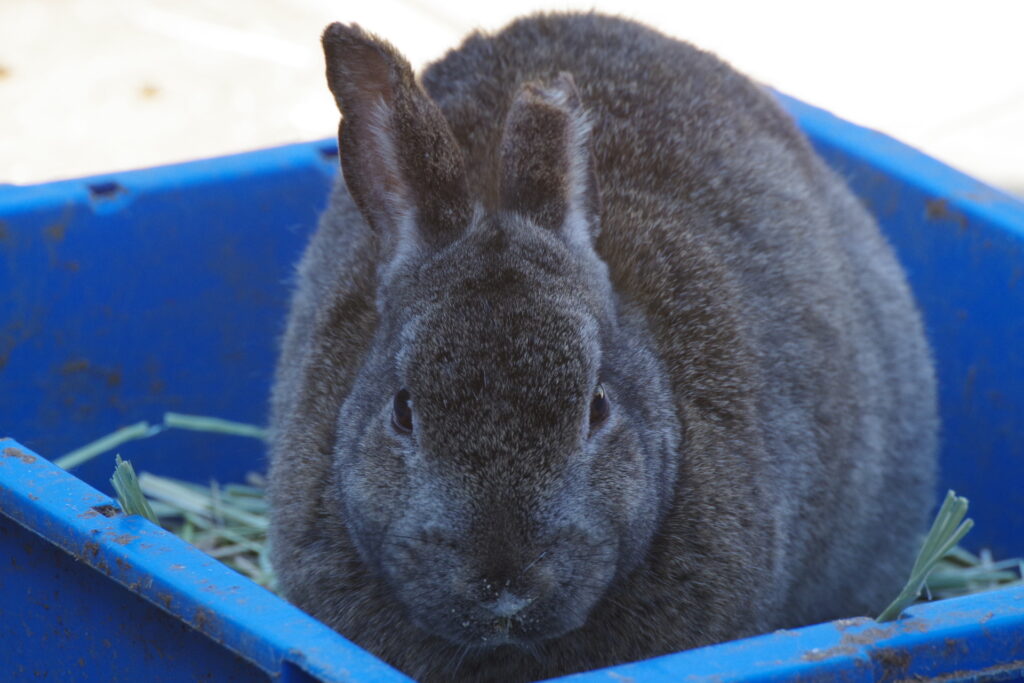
(404, 298), (599, 386)
(397, 296), (600, 435)
(407, 326), (594, 466)
(393, 214), (605, 411)
(397, 308), (597, 466)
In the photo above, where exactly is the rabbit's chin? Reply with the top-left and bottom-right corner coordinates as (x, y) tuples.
(407, 589), (598, 650)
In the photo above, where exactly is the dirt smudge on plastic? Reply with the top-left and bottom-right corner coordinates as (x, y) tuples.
(2, 447), (36, 464)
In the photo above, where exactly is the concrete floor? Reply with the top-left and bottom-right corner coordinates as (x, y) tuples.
(1, 0), (1021, 196)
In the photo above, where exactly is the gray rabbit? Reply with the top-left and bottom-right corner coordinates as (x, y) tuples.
(267, 12), (937, 682)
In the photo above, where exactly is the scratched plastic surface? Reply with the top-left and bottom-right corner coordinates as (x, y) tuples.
(1, 94), (1022, 681)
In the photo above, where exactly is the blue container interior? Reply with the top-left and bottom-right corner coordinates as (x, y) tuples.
(0, 141), (339, 489)
(1, 94), (1022, 681)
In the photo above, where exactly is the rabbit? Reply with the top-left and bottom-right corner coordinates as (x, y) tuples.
(267, 12), (938, 683)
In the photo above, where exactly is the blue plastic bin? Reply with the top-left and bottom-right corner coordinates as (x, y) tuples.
(1, 94), (1022, 682)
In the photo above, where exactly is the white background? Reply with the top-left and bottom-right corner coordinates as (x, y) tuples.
(2, 0), (1021, 196)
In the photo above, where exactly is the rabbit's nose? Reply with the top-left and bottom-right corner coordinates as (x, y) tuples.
(482, 589), (534, 618)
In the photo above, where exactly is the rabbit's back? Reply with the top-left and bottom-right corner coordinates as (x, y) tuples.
(424, 12), (937, 626)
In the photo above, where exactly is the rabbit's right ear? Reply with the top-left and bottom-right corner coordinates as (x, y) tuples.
(499, 73), (601, 248)
(322, 23), (471, 255)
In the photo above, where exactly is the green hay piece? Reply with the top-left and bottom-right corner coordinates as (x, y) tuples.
(56, 421), (162, 470)
(54, 412), (266, 471)
(138, 473), (268, 530)
(110, 455), (160, 525)
(162, 412), (268, 439)
(136, 471), (275, 590)
(877, 490), (975, 622)
(924, 549), (1024, 599)
(57, 412), (273, 589)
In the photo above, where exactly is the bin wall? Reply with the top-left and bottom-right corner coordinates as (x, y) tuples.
(0, 437), (414, 683)
(0, 142), (337, 490)
(0, 513), (267, 681)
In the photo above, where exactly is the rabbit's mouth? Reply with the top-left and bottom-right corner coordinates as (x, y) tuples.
(395, 564), (611, 650)
(415, 598), (586, 650)
(380, 533), (616, 648)
(379, 512), (620, 648)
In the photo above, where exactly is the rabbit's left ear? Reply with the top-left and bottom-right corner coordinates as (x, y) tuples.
(499, 73), (601, 246)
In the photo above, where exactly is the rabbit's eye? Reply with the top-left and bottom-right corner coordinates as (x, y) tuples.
(392, 389), (413, 433)
(590, 383), (610, 427)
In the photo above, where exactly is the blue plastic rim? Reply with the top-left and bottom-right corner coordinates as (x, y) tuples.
(1, 94), (1022, 681)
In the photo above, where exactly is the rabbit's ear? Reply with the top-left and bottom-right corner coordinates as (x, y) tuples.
(499, 73), (601, 246)
(322, 23), (471, 252)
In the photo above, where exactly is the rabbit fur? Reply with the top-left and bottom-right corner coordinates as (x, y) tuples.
(267, 12), (938, 682)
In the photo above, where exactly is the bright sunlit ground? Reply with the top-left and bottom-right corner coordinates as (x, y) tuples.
(1, 0), (1021, 196)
